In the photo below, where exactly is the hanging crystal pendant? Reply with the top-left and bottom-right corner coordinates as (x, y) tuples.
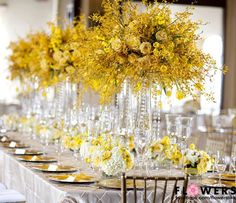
(134, 81), (152, 174)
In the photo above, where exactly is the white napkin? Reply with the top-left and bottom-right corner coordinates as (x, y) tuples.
(48, 165), (58, 171)
(9, 142), (17, 148)
(15, 149), (26, 154)
(0, 189), (25, 202)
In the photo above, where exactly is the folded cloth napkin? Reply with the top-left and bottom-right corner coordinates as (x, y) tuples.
(0, 184), (6, 192)
(0, 189), (25, 203)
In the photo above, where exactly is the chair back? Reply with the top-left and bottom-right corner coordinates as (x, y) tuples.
(121, 173), (189, 203)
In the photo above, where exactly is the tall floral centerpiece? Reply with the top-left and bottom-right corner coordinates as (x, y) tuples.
(85, 0), (226, 103)
(82, 0), (226, 171)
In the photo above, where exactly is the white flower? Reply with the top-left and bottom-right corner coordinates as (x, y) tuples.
(184, 149), (200, 165)
(101, 147), (133, 176)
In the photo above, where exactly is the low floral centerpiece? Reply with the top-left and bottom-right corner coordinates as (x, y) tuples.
(80, 134), (134, 176)
(183, 144), (212, 175)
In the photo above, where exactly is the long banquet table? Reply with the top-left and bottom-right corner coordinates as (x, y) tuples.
(0, 132), (234, 203)
(0, 132), (171, 203)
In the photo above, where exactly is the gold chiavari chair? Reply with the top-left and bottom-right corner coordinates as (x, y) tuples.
(121, 173), (189, 203)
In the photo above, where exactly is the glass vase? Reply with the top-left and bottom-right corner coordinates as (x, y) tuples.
(134, 81), (152, 175)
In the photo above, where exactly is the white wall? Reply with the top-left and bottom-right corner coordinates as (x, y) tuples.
(0, 0), (54, 104)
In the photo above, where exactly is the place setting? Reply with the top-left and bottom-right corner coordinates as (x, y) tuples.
(31, 164), (78, 173)
(16, 155), (57, 163)
(199, 153), (236, 188)
(48, 173), (99, 184)
(1, 141), (29, 149)
(9, 148), (43, 156)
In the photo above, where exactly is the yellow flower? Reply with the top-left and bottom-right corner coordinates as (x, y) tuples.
(128, 53), (138, 64)
(166, 90), (172, 97)
(111, 38), (123, 52)
(161, 136), (170, 147)
(153, 42), (160, 48)
(160, 65), (168, 72)
(156, 90), (161, 95)
(171, 148), (182, 165)
(164, 149), (172, 159)
(151, 142), (163, 153)
(93, 157), (101, 167)
(197, 158), (208, 174)
(85, 158), (91, 163)
(156, 31), (168, 41)
(139, 42), (152, 55)
(189, 143), (195, 150)
(102, 151), (112, 161)
(194, 83), (204, 91)
(66, 66), (75, 75)
(126, 36), (140, 50)
(176, 91), (185, 100)
(120, 148), (133, 170)
(42, 90), (47, 97)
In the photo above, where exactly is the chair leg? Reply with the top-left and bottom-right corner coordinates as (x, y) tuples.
(121, 173), (127, 203)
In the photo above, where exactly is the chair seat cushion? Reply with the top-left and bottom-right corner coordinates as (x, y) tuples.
(0, 189), (25, 202)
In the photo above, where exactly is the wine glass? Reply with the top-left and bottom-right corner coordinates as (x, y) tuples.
(165, 114), (181, 144)
(40, 121), (50, 155)
(134, 128), (152, 175)
(230, 155), (236, 183)
(216, 155), (227, 186)
(176, 117), (193, 149)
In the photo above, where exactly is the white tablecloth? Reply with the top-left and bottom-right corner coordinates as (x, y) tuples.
(0, 132), (235, 203)
(1, 132), (166, 203)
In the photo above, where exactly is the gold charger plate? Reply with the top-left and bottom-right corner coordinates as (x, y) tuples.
(2, 142), (28, 149)
(202, 178), (236, 187)
(17, 155), (57, 163)
(97, 179), (145, 190)
(10, 149), (43, 156)
(48, 173), (97, 183)
(32, 164), (77, 173)
(220, 173), (236, 181)
(0, 137), (19, 144)
(212, 173), (236, 181)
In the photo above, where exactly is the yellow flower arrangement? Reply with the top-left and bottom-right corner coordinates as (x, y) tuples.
(8, 18), (89, 89)
(147, 136), (171, 160)
(183, 144), (212, 175)
(8, 0), (227, 104)
(82, 0), (226, 103)
(147, 136), (212, 173)
(62, 133), (84, 151)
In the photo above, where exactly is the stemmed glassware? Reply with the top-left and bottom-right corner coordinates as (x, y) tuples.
(215, 153), (227, 186)
(176, 117), (193, 149)
(230, 155), (236, 183)
(165, 114), (181, 144)
(40, 122), (50, 155)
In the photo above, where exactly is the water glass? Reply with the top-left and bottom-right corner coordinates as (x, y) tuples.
(165, 114), (181, 144)
(176, 117), (193, 149)
(216, 156), (227, 186)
